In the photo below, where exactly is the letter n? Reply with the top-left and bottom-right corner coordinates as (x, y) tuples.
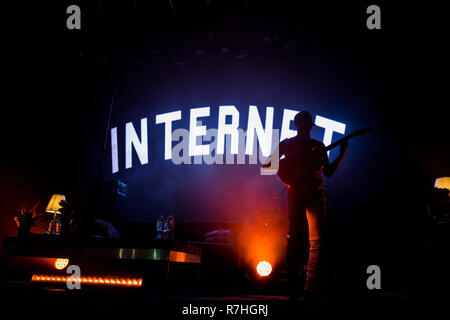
(125, 118), (149, 169)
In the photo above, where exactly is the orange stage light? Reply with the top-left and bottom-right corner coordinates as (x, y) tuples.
(256, 261), (272, 277)
(54, 258), (69, 270)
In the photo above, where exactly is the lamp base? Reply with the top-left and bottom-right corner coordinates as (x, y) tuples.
(46, 219), (61, 236)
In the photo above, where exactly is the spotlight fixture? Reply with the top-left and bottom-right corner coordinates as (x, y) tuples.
(54, 258), (69, 270)
(256, 261), (272, 277)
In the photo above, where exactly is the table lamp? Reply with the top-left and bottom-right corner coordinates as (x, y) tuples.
(435, 177), (450, 193)
(46, 194), (66, 235)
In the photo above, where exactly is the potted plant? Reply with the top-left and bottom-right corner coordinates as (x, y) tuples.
(12, 202), (43, 238)
(58, 200), (78, 237)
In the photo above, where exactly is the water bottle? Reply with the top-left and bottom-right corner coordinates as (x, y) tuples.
(46, 219), (61, 236)
(155, 215), (164, 239)
(163, 216), (175, 240)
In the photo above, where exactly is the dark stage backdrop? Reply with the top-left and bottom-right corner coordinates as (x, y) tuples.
(79, 47), (383, 223)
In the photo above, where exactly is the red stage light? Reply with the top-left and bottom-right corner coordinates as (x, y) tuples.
(256, 261), (272, 277)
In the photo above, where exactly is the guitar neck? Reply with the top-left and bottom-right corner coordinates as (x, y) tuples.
(324, 132), (359, 152)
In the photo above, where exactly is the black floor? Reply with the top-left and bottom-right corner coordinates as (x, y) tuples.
(3, 285), (448, 319)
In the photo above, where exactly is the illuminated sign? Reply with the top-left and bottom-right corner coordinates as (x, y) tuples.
(110, 106), (346, 174)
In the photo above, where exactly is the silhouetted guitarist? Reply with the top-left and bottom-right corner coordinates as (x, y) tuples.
(267, 111), (348, 300)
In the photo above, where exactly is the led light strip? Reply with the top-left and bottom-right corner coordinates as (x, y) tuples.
(31, 274), (143, 287)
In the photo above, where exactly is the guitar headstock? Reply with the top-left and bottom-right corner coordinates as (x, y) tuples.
(354, 126), (374, 136)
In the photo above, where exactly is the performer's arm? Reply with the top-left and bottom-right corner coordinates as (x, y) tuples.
(262, 141), (286, 168)
(262, 140), (286, 172)
(323, 140), (348, 178)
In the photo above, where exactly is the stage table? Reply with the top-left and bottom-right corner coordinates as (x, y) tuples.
(2, 235), (202, 296)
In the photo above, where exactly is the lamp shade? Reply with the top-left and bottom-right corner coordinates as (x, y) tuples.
(434, 177), (450, 191)
(46, 194), (66, 214)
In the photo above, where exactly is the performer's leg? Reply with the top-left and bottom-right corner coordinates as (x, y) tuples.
(286, 188), (306, 298)
(304, 189), (327, 295)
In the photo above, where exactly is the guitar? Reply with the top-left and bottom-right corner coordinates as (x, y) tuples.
(274, 126), (374, 186)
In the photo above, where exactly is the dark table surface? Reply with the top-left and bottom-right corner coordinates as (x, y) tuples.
(3, 235), (202, 262)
